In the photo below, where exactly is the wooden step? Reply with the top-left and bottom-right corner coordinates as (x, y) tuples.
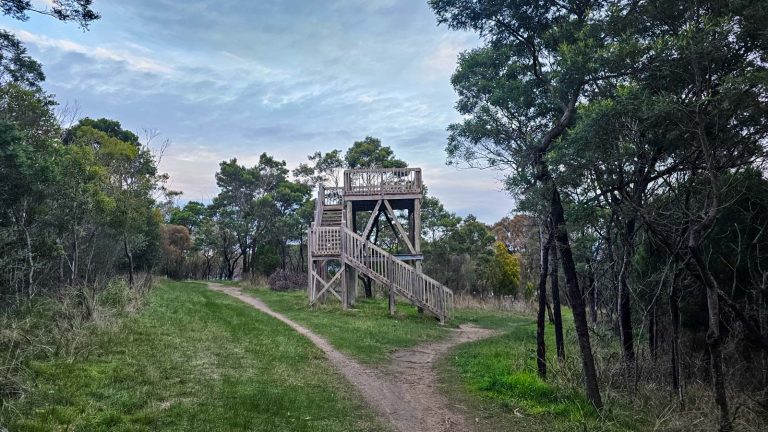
(319, 209), (343, 227)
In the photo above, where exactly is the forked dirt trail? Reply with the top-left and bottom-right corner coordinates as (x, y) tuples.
(208, 283), (495, 432)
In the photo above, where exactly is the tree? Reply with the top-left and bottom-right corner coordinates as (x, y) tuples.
(168, 201), (207, 235)
(0, 84), (59, 298)
(550, 2), (768, 427)
(489, 241), (520, 296)
(429, 0), (620, 408)
(491, 214), (538, 293)
(65, 118), (162, 287)
(0, 31), (44, 89)
(345, 136), (407, 169)
(295, 149), (345, 187)
(421, 193), (461, 243)
(1, 0), (99, 28)
(423, 214), (495, 295)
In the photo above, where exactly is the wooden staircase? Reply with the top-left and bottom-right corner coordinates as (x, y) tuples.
(320, 207), (342, 227)
(341, 228), (453, 322)
(308, 225), (454, 322)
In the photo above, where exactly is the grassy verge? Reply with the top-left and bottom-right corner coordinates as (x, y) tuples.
(5, 280), (386, 432)
(241, 286), (451, 364)
(439, 318), (649, 431)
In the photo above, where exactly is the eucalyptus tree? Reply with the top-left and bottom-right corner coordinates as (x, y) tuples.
(65, 119), (161, 287)
(572, 2), (765, 427)
(428, 0), (637, 408)
(344, 136), (407, 169)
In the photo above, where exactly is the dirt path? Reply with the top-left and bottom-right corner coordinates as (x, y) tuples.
(208, 283), (495, 432)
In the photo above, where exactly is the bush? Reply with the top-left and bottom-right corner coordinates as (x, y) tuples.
(253, 245), (280, 276)
(267, 270), (305, 292)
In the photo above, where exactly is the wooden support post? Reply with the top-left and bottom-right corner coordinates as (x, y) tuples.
(413, 198), (422, 258)
(413, 199), (425, 315)
(345, 200), (357, 307)
(341, 263), (349, 309)
(307, 226), (313, 304)
(389, 284), (396, 316)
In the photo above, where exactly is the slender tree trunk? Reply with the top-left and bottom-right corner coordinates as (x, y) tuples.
(241, 245), (249, 275)
(71, 225), (79, 285)
(299, 238), (305, 272)
(691, 249), (731, 431)
(551, 186), (603, 408)
(546, 301), (555, 324)
(537, 226), (552, 379)
(13, 203), (35, 299)
(123, 233), (134, 287)
(619, 249), (636, 363)
(670, 270), (683, 401)
(363, 275), (373, 298)
(649, 301), (657, 361)
(551, 243), (565, 361)
(587, 257), (598, 324)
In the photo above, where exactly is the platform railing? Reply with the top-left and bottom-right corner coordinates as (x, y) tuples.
(343, 168), (422, 196)
(310, 226), (341, 256)
(323, 186), (343, 206)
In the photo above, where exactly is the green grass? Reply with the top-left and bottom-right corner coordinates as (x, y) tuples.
(439, 318), (647, 431)
(242, 287), (451, 364)
(6, 280), (386, 432)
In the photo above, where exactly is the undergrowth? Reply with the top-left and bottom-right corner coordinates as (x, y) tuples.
(0, 274), (151, 425)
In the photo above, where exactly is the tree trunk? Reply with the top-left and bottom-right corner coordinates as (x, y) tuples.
(123, 233), (134, 287)
(22, 223), (34, 298)
(537, 226), (552, 379)
(670, 270), (683, 401)
(690, 248), (732, 431)
(551, 185), (603, 409)
(241, 244), (249, 275)
(587, 257), (598, 324)
(360, 275), (373, 298)
(71, 225), (79, 285)
(551, 243), (565, 361)
(649, 302), (657, 361)
(619, 249), (636, 363)
(546, 301), (555, 324)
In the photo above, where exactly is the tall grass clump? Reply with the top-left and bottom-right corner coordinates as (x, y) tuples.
(0, 274), (152, 424)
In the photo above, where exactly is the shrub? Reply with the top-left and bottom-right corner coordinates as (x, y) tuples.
(267, 270), (305, 292)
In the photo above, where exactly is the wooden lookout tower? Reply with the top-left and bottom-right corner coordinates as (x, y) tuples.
(307, 168), (454, 323)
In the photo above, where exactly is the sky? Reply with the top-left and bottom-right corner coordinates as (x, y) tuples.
(1, 0), (515, 223)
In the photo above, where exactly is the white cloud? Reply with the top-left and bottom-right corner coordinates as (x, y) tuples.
(422, 33), (476, 81)
(11, 29), (174, 74)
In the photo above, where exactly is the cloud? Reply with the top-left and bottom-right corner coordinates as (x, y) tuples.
(11, 29), (174, 74)
(422, 33), (476, 81)
(1, 0), (515, 222)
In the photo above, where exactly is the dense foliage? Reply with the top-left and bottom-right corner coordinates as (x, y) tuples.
(431, 0), (768, 429)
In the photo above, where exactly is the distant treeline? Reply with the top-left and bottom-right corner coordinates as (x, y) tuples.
(162, 137), (524, 301)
